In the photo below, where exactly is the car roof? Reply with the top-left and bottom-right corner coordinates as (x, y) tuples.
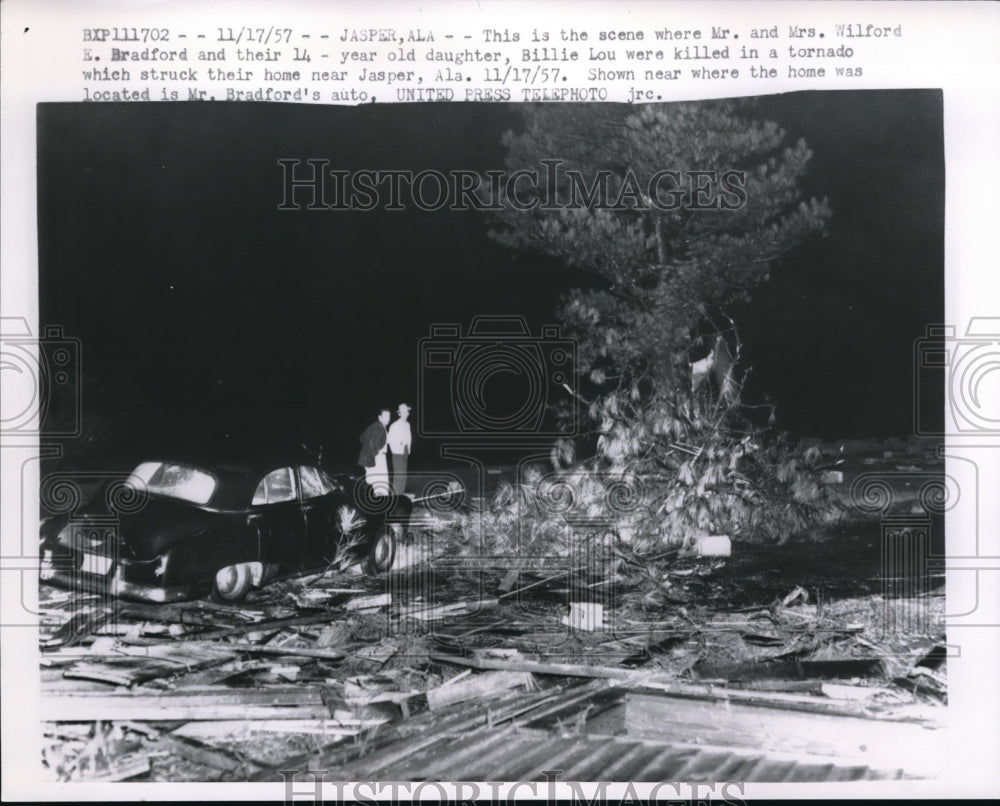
(137, 450), (332, 509)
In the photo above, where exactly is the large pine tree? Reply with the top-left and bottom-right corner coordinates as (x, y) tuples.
(488, 101), (834, 543)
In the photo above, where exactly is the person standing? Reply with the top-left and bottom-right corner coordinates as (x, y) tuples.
(387, 403), (412, 496)
(358, 407), (391, 496)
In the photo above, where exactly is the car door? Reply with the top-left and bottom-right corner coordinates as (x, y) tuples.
(299, 465), (342, 566)
(249, 467), (307, 568)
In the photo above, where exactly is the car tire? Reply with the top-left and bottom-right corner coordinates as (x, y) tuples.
(366, 527), (395, 575)
(211, 562), (252, 602)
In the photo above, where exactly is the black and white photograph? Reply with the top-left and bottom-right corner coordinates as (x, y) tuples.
(28, 90), (955, 787)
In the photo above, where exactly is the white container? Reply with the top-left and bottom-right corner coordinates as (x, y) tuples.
(692, 534), (732, 557)
(566, 601), (604, 632)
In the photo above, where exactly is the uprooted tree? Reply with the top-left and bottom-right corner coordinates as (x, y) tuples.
(484, 101), (836, 551)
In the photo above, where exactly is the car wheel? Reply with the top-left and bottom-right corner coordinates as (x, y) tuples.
(366, 527), (395, 575)
(211, 563), (252, 602)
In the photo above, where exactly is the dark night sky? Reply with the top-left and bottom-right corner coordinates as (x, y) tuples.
(37, 91), (943, 470)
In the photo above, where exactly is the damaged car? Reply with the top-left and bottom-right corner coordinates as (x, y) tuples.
(40, 456), (411, 604)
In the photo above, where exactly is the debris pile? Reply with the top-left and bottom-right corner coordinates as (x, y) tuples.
(38, 517), (947, 783)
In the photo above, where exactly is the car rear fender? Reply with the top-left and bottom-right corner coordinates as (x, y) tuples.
(161, 526), (260, 587)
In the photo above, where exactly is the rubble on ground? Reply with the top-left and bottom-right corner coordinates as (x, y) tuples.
(38, 507), (947, 783)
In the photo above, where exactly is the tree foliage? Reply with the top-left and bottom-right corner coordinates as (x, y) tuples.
(486, 101), (837, 544)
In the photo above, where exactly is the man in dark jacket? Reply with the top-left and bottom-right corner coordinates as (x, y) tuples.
(358, 407), (391, 495)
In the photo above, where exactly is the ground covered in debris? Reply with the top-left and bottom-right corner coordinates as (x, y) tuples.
(38, 496), (947, 783)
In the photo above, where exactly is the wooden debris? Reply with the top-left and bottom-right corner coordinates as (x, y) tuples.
(430, 651), (636, 681)
(249, 681), (592, 782)
(60, 643), (237, 687)
(182, 611), (344, 642)
(164, 734), (264, 776)
(37, 497), (948, 784)
(172, 720), (367, 737)
(119, 721), (162, 741)
(40, 685), (336, 722)
(499, 569), (520, 592)
(691, 657), (886, 682)
(782, 585), (810, 607)
(821, 683), (895, 701)
(498, 569), (571, 600)
(184, 641), (347, 663)
(314, 622), (351, 648)
(345, 593), (391, 611)
(739, 632), (788, 647)
(426, 670), (534, 711)
(399, 599), (498, 621)
(161, 660), (269, 689)
(77, 752), (151, 782)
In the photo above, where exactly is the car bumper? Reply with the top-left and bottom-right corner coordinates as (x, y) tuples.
(40, 551), (200, 604)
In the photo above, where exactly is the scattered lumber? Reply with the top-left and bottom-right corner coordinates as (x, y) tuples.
(345, 593), (392, 611)
(40, 685), (340, 723)
(249, 681), (595, 782)
(172, 640), (347, 663)
(163, 734), (265, 776)
(76, 752), (151, 782)
(690, 657), (886, 682)
(426, 670), (534, 711)
(172, 720), (367, 738)
(429, 651), (637, 681)
(59, 643), (237, 687)
(399, 599), (498, 621)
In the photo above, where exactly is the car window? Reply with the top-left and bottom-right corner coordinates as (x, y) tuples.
(126, 461), (217, 505)
(320, 470), (346, 494)
(299, 465), (331, 500)
(252, 467), (297, 505)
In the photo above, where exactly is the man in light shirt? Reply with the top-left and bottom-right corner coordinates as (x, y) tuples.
(387, 403), (412, 496)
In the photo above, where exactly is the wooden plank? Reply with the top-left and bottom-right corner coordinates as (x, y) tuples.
(691, 657), (886, 682)
(172, 720), (377, 738)
(426, 671), (534, 711)
(399, 599), (498, 621)
(77, 753), (151, 782)
(498, 570), (571, 600)
(345, 594), (391, 611)
(431, 654), (941, 724)
(429, 652), (635, 681)
(40, 683), (335, 722)
(162, 660), (270, 689)
(499, 569), (520, 592)
(178, 640), (346, 663)
(61, 647), (237, 687)
(41, 699), (335, 722)
(169, 611), (343, 642)
(164, 735), (265, 775)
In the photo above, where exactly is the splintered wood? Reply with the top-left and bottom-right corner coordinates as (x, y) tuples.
(38, 520), (947, 783)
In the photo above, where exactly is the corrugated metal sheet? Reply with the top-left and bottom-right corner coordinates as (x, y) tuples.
(260, 680), (932, 783)
(335, 727), (908, 782)
(325, 682), (919, 782)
